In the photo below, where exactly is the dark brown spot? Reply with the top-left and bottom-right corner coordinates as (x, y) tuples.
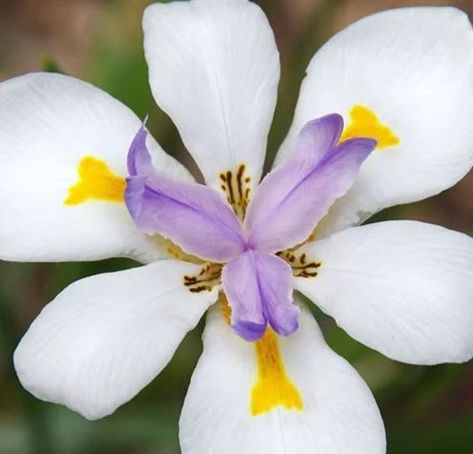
(184, 263), (222, 293)
(226, 171), (235, 204)
(279, 250), (322, 278)
(219, 164), (252, 220)
(236, 164), (245, 201)
(189, 286), (208, 293)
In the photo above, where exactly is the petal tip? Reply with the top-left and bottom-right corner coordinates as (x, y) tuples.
(232, 319), (267, 342)
(127, 126), (151, 176)
(269, 309), (300, 337)
(301, 113), (345, 146)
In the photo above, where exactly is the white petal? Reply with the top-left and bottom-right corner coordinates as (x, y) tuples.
(143, 0), (280, 197)
(0, 73), (191, 263)
(179, 303), (385, 454)
(14, 260), (217, 420)
(276, 7), (473, 236)
(295, 221), (473, 365)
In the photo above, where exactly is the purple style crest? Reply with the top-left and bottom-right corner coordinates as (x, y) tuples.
(125, 115), (376, 340)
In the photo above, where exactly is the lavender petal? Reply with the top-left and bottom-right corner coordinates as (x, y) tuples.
(125, 129), (246, 262)
(222, 250), (298, 341)
(245, 114), (376, 253)
(127, 125), (153, 176)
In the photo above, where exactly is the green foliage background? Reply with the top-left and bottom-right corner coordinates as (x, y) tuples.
(0, 0), (472, 452)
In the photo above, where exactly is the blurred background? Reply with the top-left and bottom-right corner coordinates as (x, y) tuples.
(0, 0), (472, 452)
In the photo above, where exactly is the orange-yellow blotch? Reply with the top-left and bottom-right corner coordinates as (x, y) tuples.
(218, 292), (232, 324)
(64, 156), (126, 205)
(340, 104), (400, 149)
(251, 329), (303, 416)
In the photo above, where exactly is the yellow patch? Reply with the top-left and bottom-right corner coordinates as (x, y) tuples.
(251, 329), (303, 416)
(154, 236), (203, 264)
(218, 292), (232, 324)
(64, 156), (126, 205)
(217, 295), (303, 416)
(340, 104), (400, 149)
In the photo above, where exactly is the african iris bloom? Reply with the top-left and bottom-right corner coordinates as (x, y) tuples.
(1, 0), (473, 452)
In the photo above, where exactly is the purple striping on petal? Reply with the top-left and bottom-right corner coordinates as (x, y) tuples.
(244, 114), (376, 254)
(222, 250), (299, 341)
(125, 128), (246, 263)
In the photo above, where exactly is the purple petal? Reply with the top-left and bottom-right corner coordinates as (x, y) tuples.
(222, 250), (299, 341)
(222, 251), (266, 341)
(294, 113), (343, 160)
(125, 129), (246, 262)
(245, 114), (376, 253)
(127, 125), (153, 176)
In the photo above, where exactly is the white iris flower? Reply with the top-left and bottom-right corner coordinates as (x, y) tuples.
(0, 1), (472, 453)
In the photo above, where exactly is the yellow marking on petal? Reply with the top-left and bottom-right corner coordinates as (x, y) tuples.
(154, 236), (203, 264)
(340, 104), (400, 149)
(64, 156), (126, 205)
(218, 292), (232, 324)
(251, 329), (303, 416)
(218, 295), (303, 415)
